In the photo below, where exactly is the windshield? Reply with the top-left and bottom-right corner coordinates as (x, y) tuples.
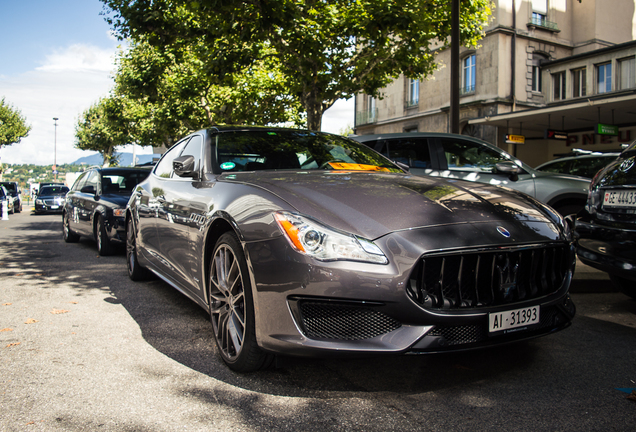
(1, 183), (16, 193)
(215, 130), (402, 173)
(39, 186), (69, 195)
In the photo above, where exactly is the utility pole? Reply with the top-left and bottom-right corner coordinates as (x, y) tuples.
(53, 118), (59, 180)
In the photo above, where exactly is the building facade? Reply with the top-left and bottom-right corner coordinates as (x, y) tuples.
(354, 0), (636, 166)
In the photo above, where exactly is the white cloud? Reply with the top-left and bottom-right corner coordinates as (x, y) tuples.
(321, 98), (355, 135)
(1, 44), (118, 165)
(36, 44), (116, 73)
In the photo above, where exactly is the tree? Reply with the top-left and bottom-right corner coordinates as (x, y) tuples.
(75, 97), (131, 166)
(112, 38), (305, 146)
(0, 98), (31, 147)
(101, 0), (493, 130)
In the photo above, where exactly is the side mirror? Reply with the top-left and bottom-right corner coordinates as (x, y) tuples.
(173, 155), (199, 179)
(81, 185), (96, 194)
(495, 162), (521, 182)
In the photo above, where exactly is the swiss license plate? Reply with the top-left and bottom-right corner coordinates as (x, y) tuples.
(50, 205), (59, 209)
(603, 189), (636, 209)
(489, 306), (539, 333)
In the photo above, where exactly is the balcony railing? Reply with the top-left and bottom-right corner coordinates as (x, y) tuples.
(528, 16), (559, 31)
(355, 108), (378, 126)
(460, 85), (475, 96)
(405, 98), (419, 108)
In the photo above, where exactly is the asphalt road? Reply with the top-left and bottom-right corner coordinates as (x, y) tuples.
(1, 210), (635, 431)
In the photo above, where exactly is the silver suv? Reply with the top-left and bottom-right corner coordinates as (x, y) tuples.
(353, 133), (590, 216)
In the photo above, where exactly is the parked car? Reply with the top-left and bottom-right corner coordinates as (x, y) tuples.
(0, 181), (22, 213)
(352, 133), (590, 216)
(34, 185), (69, 214)
(0, 185), (15, 215)
(63, 166), (151, 255)
(575, 142), (636, 299)
(125, 126), (576, 372)
(535, 151), (620, 179)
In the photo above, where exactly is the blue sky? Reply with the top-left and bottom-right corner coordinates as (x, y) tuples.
(0, 0), (353, 166)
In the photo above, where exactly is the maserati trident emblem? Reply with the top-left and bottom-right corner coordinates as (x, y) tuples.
(495, 254), (518, 300)
(620, 159), (634, 172)
(497, 226), (511, 238)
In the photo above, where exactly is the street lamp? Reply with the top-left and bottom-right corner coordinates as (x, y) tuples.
(53, 117), (59, 180)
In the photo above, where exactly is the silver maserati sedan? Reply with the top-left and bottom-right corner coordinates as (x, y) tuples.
(125, 126), (576, 372)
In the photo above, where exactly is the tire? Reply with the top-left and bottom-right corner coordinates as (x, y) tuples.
(126, 216), (151, 281)
(610, 275), (636, 300)
(209, 232), (273, 372)
(63, 211), (80, 243)
(96, 214), (113, 256)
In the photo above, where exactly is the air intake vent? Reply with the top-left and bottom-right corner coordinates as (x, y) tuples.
(407, 244), (572, 310)
(299, 301), (401, 340)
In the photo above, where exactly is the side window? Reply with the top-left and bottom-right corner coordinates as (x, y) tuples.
(384, 138), (431, 169)
(539, 160), (569, 174)
(154, 139), (190, 179)
(72, 171), (89, 191)
(84, 171), (100, 192)
(441, 138), (511, 173)
(180, 135), (203, 172)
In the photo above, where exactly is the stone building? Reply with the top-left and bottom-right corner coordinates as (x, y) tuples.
(354, 0), (636, 166)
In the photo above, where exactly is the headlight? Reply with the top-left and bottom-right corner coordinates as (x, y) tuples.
(35, 199), (43, 205)
(113, 208), (125, 217)
(274, 211), (388, 264)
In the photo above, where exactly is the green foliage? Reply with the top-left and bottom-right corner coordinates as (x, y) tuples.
(101, 0), (493, 130)
(1, 163), (82, 189)
(75, 97), (131, 166)
(0, 98), (31, 147)
(112, 39), (305, 147)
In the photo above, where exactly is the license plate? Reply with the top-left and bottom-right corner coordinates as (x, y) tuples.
(603, 189), (636, 209)
(51, 205), (59, 209)
(489, 306), (539, 333)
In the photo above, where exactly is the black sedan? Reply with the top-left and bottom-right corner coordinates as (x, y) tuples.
(575, 141), (636, 299)
(63, 166), (150, 255)
(34, 185), (69, 214)
(126, 126), (576, 372)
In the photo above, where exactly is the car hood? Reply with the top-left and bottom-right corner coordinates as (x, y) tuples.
(37, 193), (66, 199)
(595, 155), (636, 188)
(221, 171), (563, 240)
(531, 170), (591, 183)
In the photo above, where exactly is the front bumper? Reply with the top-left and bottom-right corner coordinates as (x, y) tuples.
(34, 202), (64, 213)
(246, 233), (576, 357)
(575, 219), (636, 281)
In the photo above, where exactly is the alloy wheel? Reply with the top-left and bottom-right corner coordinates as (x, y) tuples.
(209, 244), (246, 361)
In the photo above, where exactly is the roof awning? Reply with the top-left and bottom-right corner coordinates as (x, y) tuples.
(468, 93), (636, 138)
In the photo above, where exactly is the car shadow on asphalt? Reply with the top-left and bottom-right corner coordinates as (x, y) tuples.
(5, 215), (634, 400)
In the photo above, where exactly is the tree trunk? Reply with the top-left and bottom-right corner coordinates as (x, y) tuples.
(303, 91), (323, 131)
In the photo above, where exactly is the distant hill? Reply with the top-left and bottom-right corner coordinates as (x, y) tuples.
(71, 152), (160, 167)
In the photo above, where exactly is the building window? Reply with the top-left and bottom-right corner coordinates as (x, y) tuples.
(619, 57), (635, 90)
(597, 62), (612, 93)
(553, 72), (566, 101)
(531, 54), (546, 92)
(531, 0), (548, 25)
(407, 78), (419, 107)
(572, 68), (586, 98)
(462, 54), (476, 94)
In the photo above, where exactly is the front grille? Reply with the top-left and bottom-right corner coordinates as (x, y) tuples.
(299, 301), (401, 341)
(407, 244), (572, 310)
(427, 325), (487, 346)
